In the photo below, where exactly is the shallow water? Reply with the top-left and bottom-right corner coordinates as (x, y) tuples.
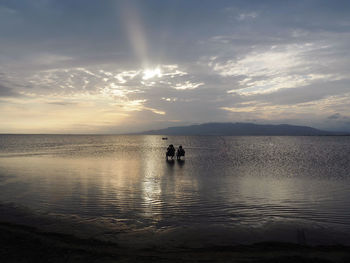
(0, 135), (350, 245)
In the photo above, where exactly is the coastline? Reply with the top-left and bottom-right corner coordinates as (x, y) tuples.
(1, 220), (350, 262)
(1, 203), (350, 262)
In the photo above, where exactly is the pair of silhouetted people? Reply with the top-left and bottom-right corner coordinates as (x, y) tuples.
(166, 144), (185, 160)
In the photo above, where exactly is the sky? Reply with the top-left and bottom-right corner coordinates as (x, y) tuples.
(1, 0), (350, 133)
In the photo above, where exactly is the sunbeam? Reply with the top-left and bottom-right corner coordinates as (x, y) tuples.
(119, 1), (149, 67)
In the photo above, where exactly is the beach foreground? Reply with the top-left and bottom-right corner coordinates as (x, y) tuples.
(1, 202), (350, 263)
(1, 220), (350, 263)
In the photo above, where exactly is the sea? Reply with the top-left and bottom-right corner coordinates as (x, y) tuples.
(0, 135), (350, 247)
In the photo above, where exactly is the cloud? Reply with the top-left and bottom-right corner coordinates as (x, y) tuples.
(1, 0), (350, 132)
(46, 101), (78, 106)
(212, 43), (346, 95)
(173, 81), (204, 90)
(241, 79), (350, 106)
(17, 63), (203, 98)
(328, 113), (341, 119)
(0, 6), (17, 15)
(237, 12), (258, 21)
(0, 84), (20, 97)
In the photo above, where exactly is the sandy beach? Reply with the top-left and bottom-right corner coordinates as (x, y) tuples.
(2, 220), (350, 263)
(1, 203), (350, 263)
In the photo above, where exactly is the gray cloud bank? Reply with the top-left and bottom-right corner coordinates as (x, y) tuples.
(0, 0), (350, 133)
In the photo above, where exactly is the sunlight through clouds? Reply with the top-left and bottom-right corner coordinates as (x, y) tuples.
(1, 0), (350, 132)
(0, 62), (200, 132)
(142, 67), (162, 80)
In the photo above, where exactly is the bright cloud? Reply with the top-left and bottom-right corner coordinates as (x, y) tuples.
(213, 43), (347, 95)
(174, 81), (204, 90)
(1, 0), (350, 132)
(142, 68), (162, 80)
(237, 12), (258, 21)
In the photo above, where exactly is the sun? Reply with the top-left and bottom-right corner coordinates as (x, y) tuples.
(142, 67), (162, 80)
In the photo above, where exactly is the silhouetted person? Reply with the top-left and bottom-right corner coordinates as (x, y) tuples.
(176, 145), (185, 160)
(166, 144), (175, 160)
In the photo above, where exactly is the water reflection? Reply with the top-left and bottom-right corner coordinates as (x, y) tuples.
(166, 159), (175, 167)
(0, 135), (350, 236)
(141, 139), (163, 220)
(177, 159), (185, 167)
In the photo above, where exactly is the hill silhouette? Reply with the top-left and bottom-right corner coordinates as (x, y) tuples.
(139, 122), (347, 136)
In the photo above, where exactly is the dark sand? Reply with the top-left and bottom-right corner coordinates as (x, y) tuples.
(1, 203), (350, 262)
(1, 221), (350, 263)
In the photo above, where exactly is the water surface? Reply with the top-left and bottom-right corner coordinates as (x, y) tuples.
(1, 135), (350, 246)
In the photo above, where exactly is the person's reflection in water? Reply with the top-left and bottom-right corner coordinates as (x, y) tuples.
(166, 158), (175, 173)
(166, 159), (175, 164)
(177, 159), (185, 168)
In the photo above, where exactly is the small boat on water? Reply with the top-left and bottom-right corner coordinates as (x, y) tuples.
(162, 137), (168, 140)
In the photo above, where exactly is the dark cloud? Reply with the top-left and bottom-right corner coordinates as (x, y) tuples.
(0, 84), (20, 97)
(328, 113), (341, 120)
(47, 101), (77, 106)
(0, 0), (350, 132)
(243, 79), (350, 106)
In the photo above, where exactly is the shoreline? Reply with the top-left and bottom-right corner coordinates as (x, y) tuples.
(1, 203), (350, 262)
(1, 221), (350, 262)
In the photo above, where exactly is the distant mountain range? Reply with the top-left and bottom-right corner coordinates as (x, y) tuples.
(138, 122), (349, 136)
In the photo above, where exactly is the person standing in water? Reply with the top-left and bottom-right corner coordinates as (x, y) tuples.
(166, 144), (175, 160)
(176, 145), (185, 160)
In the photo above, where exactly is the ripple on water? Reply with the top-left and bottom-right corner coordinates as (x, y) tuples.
(0, 135), (350, 241)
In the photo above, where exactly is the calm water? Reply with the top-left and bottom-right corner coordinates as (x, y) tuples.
(1, 135), (350, 245)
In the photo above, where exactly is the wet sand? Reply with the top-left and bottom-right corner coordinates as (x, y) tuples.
(1, 203), (350, 263)
(1, 221), (350, 263)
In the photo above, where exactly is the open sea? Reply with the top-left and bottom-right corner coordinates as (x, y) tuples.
(0, 135), (350, 247)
